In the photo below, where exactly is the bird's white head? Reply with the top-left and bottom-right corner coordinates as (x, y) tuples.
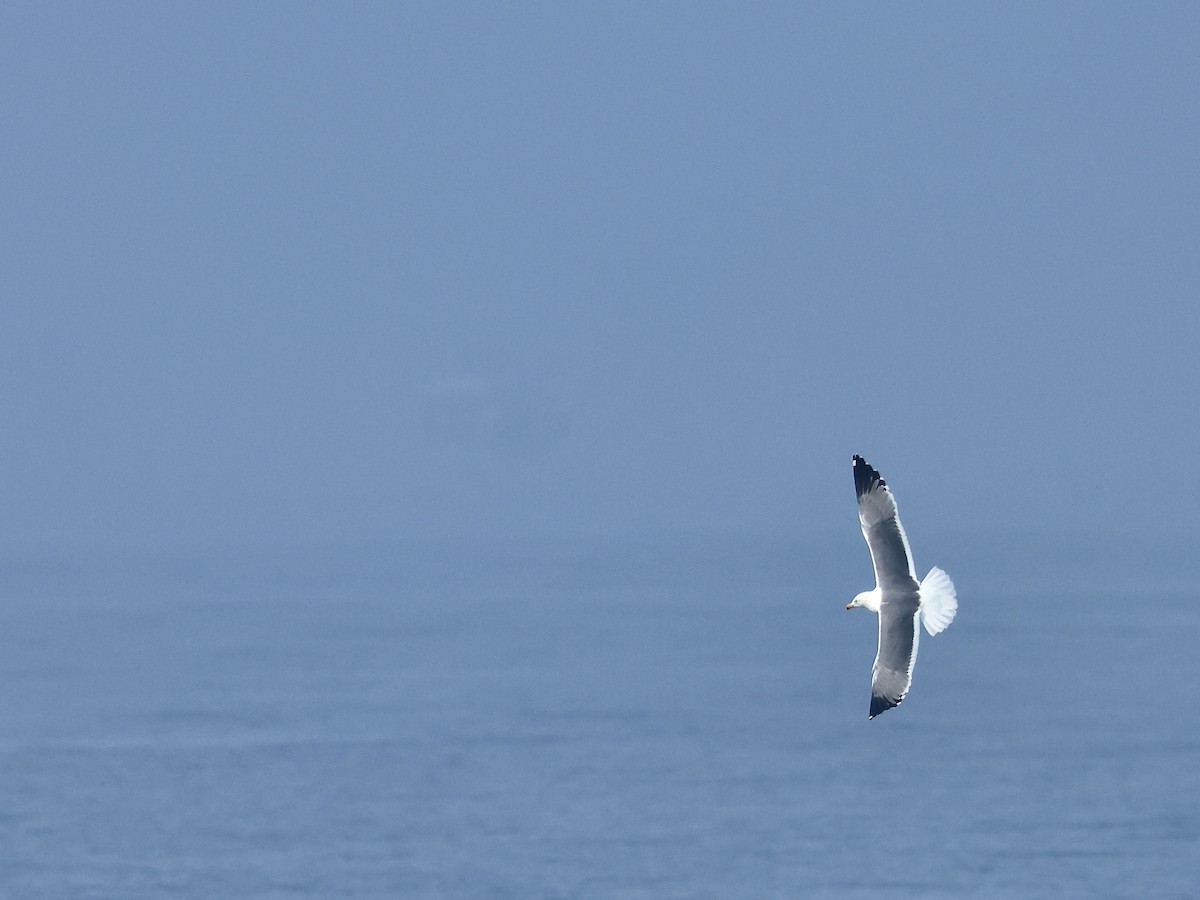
(846, 588), (881, 613)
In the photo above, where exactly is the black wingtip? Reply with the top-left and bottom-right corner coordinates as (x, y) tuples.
(852, 455), (885, 499)
(868, 694), (899, 719)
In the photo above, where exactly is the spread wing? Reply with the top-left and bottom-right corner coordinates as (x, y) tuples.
(870, 600), (920, 719)
(852, 455), (917, 590)
(853, 455), (922, 719)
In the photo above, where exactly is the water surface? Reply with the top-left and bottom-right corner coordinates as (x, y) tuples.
(0, 539), (1195, 898)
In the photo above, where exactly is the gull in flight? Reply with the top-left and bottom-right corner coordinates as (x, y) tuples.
(846, 455), (957, 719)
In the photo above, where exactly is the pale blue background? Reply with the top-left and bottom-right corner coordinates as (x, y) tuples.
(3, 3), (1197, 554)
(1, 4), (1197, 897)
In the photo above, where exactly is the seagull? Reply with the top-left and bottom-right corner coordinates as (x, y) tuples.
(846, 455), (957, 719)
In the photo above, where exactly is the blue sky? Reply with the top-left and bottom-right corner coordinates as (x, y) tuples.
(1, 4), (1197, 555)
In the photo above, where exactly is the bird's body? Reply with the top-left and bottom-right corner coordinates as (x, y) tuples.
(847, 455), (957, 719)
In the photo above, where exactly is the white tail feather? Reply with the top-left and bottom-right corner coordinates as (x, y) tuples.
(918, 567), (957, 636)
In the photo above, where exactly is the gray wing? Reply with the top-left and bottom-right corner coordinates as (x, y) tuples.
(870, 597), (921, 719)
(853, 455), (918, 590)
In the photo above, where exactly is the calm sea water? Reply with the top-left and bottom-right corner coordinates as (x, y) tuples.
(1, 538), (1196, 898)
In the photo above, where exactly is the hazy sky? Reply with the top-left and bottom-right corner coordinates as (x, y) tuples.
(2, 4), (1197, 555)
